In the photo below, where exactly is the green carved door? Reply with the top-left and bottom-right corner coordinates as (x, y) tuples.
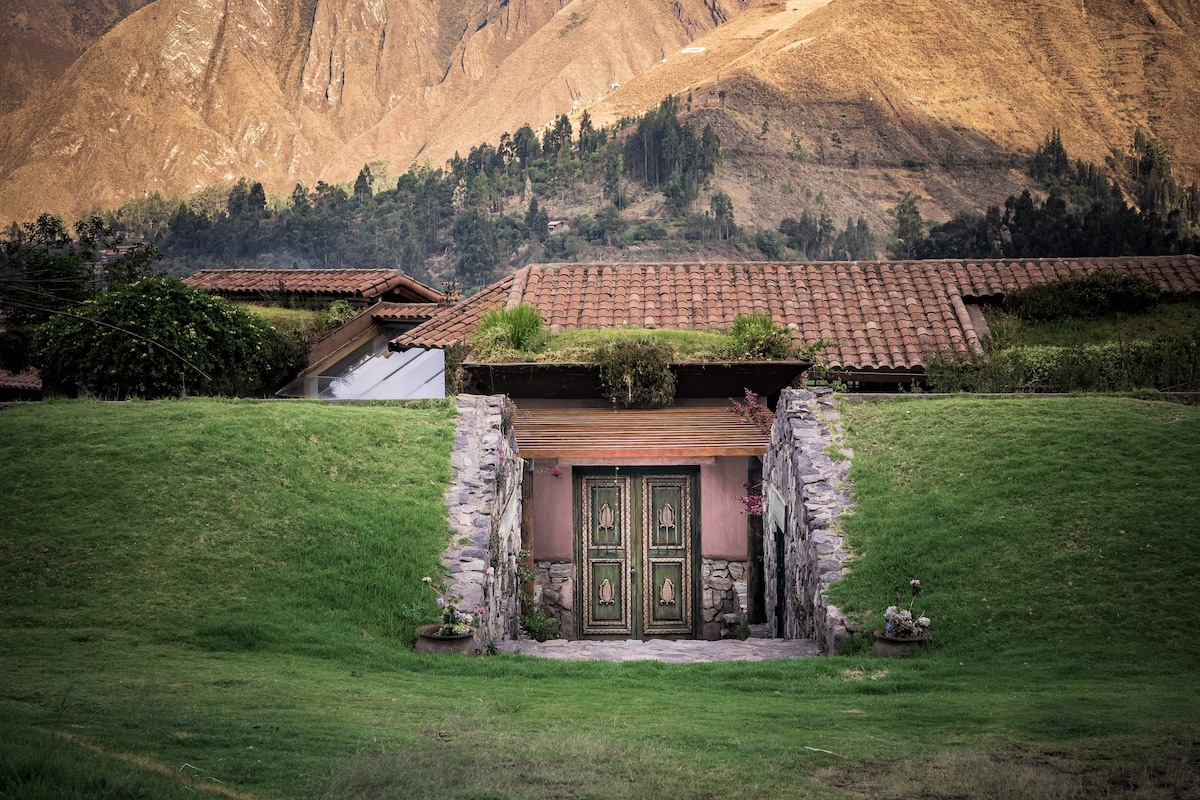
(578, 469), (698, 638)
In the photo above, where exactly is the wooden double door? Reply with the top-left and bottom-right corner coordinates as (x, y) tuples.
(577, 468), (698, 638)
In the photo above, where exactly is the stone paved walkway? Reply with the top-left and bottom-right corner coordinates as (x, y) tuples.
(494, 636), (821, 663)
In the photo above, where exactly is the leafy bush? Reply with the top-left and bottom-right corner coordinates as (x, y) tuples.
(593, 337), (676, 408)
(542, 232), (587, 261)
(468, 302), (547, 361)
(721, 313), (795, 360)
(519, 599), (561, 642)
(1003, 272), (1161, 321)
(631, 220), (668, 241)
(753, 229), (789, 260)
(32, 275), (308, 398)
(315, 299), (361, 332)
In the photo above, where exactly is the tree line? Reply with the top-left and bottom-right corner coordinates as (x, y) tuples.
(889, 129), (1200, 260)
(90, 100), (736, 292)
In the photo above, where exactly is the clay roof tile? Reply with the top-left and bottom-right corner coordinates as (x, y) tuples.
(386, 256), (1200, 371)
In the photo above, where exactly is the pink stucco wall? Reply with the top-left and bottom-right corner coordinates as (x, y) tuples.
(532, 460), (575, 561)
(700, 457), (751, 560)
(527, 457), (750, 562)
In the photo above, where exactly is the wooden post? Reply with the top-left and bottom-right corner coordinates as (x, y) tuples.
(520, 462), (535, 602)
(747, 461), (765, 623)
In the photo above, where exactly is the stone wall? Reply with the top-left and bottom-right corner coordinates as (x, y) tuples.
(534, 558), (748, 640)
(533, 560), (574, 636)
(442, 394), (523, 651)
(761, 387), (857, 653)
(701, 558), (748, 640)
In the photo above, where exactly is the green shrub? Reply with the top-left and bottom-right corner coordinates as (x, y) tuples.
(316, 298), (361, 332)
(1004, 272), (1160, 321)
(519, 599), (561, 642)
(593, 337), (676, 408)
(31, 276), (308, 399)
(631, 220), (669, 241)
(469, 302), (548, 361)
(721, 313), (795, 360)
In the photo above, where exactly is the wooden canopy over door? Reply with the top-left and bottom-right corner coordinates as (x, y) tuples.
(513, 406), (771, 459)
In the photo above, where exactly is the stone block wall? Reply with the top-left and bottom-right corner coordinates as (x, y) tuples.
(533, 560), (574, 637)
(534, 558), (747, 640)
(701, 558), (748, 640)
(761, 387), (857, 653)
(442, 394), (523, 650)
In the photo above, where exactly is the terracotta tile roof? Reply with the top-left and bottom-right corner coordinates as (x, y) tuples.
(0, 367), (41, 391)
(370, 302), (444, 322)
(182, 269), (445, 303)
(390, 256), (1200, 372)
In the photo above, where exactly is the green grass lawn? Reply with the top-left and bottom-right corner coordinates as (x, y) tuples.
(994, 294), (1200, 346)
(536, 327), (732, 362)
(243, 304), (323, 337)
(2, 396), (1198, 799)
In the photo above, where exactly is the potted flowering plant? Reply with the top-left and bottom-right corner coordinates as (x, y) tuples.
(415, 576), (482, 655)
(874, 579), (932, 657)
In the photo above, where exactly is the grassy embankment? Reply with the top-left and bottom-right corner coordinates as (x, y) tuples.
(994, 293), (1200, 347)
(1, 396), (1198, 799)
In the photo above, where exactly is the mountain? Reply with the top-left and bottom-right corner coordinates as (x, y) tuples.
(0, 0), (152, 115)
(581, 0), (1200, 230)
(0, 0), (1196, 231)
(0, 0), (763, 224)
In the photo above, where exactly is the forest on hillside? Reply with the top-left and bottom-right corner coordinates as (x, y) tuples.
(8, 102), (1199, 298)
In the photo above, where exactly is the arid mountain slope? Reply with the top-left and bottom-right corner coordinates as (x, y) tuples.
(583, 0), (1199, 230)
(0, 0), (761, 223)
(0, 0), (151, 115)
(1, 0), (1195, 231)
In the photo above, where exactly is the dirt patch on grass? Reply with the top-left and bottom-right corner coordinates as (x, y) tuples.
(40, 729), (271, 800)
(815, 747), (1200, 800)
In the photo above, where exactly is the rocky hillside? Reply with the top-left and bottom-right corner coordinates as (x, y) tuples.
(0, 0), (1196, 232)
(581, 0), (1200, 232)
(0, 0), (762, 223)
(0, 0), (151, 115)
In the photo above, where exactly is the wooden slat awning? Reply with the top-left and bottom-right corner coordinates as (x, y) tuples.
(513, 407), (771, 459)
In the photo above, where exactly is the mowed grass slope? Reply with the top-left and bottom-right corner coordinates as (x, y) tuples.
(1, 399), (458, 656)
(1, 396), (1198, 799)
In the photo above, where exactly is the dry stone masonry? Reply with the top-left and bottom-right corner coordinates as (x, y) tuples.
(701, 558), (748, 640)
(762, 387), (857, 652)
(442, 394), (523, 651)
(533, 560), (574, 635)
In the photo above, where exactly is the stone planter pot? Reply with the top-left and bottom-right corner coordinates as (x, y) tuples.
(873, 629), (929, 657)
(415, 624), (481, 656)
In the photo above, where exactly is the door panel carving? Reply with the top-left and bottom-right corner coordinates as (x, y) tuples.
(578, 470), (696, 638)
(581, 476), (632, 635)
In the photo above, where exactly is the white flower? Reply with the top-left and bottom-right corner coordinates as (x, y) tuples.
(917, 617), (931, 627)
